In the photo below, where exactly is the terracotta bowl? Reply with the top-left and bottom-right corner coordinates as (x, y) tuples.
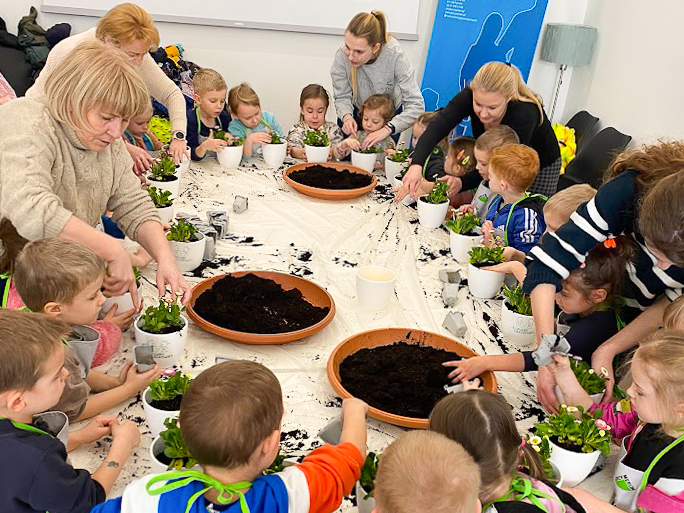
(188, 271), (336, 344)
(327, 328), (498, 429)
(283, 162), (377, 200)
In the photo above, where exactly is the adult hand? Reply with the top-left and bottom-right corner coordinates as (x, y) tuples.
(361, 126), (391, 150)
(103, 245), (140, 309)
(168, 138), (189, 165)
(247, 131), (272, 145)
(438, 175), (463, 197)
(392, 184), (410, 203)
(402, 164), (423, 199)
(125, 143), (153, 176)
(537, 365), (560, 413)
(341, 114), (357, 136)
(592, 346), (616, 403)
(156, 256), (192, 305)
(201, 130), (228, 153)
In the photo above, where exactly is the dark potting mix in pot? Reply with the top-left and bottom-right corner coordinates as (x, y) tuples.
(289, 165), (373, 190)
(339, 342), (467, 418)
(193, 273), (330, 333)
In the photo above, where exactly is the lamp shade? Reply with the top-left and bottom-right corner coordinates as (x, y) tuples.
(540, 23), (597, 67)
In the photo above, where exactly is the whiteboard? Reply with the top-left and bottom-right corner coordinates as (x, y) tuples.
(41, 0), (421, 40)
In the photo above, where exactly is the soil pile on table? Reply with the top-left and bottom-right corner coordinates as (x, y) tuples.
(339, 342), (464, 418)
(289, 165), (373, 189)
(193, 273), (330, 333)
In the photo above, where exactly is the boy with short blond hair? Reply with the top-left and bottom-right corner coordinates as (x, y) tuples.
(0, 309), (140, 513)
(94, 360), (368, 513)
(374, 430), (481, 513)
(187, 68), (233, 160)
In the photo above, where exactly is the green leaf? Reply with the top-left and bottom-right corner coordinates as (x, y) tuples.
(146, 186), (174, 208)
(303, 128), (330, 147)
(468, 244), (505, 265)
(269, 130), (283, 144)
(388, 147), (410, 163)
(166, 220), (198, 243)
(159, 417), (195, 470)
(502, 284), (532, 315)
(359, 452), (380, 497)
(140, 299), (187, 334)
(425, 181), (449, 204)
(148, 371), (192, 402)
(149, 152), (178, 181)
(445, 212), (480, 235)
(532, 404), (611, 458)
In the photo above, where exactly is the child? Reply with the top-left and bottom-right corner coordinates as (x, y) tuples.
(482, 144), (546, 254)
(288, 84), (344, 161)
(123, 100), (162, 152)
(444, 136), (477, 206)
(429, 390), (586, 513)
(336, 93), (396, 160)
(445, 237), (633, 382)
(13, 238), (159, 422)
(373, 430), (481, 513)
(93, 360), (368, 513)
(228, 82), (284, 157)
(0, 309), (140, 513)
(187, 68), (233, 161)
(550, 330), (684, 513)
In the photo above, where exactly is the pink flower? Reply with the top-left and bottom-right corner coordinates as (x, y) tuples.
(595, 419), (610, 431)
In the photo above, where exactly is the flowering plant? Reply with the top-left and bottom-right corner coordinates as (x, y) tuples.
(531, 404), (611, 456)
(570, 358), (610, 395)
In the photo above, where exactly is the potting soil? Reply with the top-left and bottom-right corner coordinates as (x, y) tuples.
(149, 396), (183, 411)
(339, 342), (466, 418)
(289, 166), (373, 189)
(193, 273), (330, 333)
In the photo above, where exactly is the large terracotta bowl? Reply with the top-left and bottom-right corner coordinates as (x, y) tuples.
(188, 271), (336, 344)
(283, 162), (377, 200)
(327, 328), (498, 429)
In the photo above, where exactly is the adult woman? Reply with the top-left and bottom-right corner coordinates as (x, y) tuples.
(0, 40), (191, 306)
(401, 62), (561, 199)
(523, 142), (684, 411)
(27, 3), (188, 173)
(330, 10), (424, 147)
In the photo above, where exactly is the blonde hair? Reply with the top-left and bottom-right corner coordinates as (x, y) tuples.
(543, 184), (596, 222)
(96, 3), (160, 50)
(228, 83), (260, 114)
(374, 431), (480, 513)
(359, 93), (395, 123)
(347, 10), (390, 102)
(475, 124), (520, 153)
(14, 238), (106, 312)
(193, 68), (227, 96)
(44, 40), (150, 133)
(470, 62), (545, 124)
(664, 296), (684, 330)
(489, 144), (540, 192)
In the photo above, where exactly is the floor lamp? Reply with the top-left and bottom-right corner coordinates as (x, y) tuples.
(540, 23), (597, 121)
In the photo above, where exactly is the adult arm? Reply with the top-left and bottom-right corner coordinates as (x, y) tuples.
(138, 54), (187, 138)
(330, 48), (354, 123)
(388, 50), (425, 133)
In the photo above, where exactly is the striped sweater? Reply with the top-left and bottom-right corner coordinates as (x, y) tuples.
(523, 171), (684, 311)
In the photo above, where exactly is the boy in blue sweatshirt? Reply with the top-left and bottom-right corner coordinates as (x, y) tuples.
(482, 144), (546, 254)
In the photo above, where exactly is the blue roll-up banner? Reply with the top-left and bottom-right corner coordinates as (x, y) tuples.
(421, 0), (549, 136)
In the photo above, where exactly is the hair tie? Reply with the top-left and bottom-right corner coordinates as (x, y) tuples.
(519, 438), (526, 448)
(604, 238), (616, 249)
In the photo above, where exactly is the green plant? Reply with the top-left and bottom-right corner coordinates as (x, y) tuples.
(269, 131), (283, 144)
(139, 299), (187, 335)
(149, 153), (177, 181)
(159, 417), (197, 470)
(147, 186), (173, 208)
(359, 452), (381, 498)
(264, 448), (286, 474)
(445, 212), (480, 235)
(388, 147), (410, 163)
(570, 358), (609, 395)
(303, 128), (330, 147)
(149, 371), (192, 402)
(133, 266), (142, 288)
(359, 147), (383, 154)
(213, 130), (243, 146)
(166, 220), (198, 243)
(425, 181), (449, 204)
(468, 244), (505, 265)
(532, 404), (611, 457)
(502, 284), (532, 316)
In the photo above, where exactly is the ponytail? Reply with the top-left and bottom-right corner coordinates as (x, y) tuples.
(0, 219), (29, 274)
(347, 10), (391, 103)
(519, 442), (545, 481)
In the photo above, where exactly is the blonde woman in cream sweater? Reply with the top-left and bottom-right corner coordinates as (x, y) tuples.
(0, 40), (191, 307)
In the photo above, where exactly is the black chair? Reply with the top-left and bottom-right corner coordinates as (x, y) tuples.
(557, 127), (632, 191)
(566, 110), (600, 151)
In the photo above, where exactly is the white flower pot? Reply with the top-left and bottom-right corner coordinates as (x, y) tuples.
(179, 147), (190, 176)
(142, 389), (180, 438)
(548, 439), (600, 487)
(355, 482), (376, 513)
(134, 315), (188, 369)
(150, 435), (200, 473)
(501, 300), (536, 347)
(548, 460), (564, 488)
(393, 174), (415, 206)
(262, 142), (287, 167)
(157, 204), (174, 225)
(385, 157), (407, 181)
(33, 411), (69, 448)
(304, 144), (330, 163)
(554, 385), (604, 406)
(356, 266), (396, 311)
(101, 284), (143, 316)
(148, 176), (180, 201)
(450, 231), (481, 263)
(168, 232), (206, 272)
(351, 150), (377, 172)
(417, 195), (449, 229)
(467, 263), (505, 299)
(217, 145), (243, 169)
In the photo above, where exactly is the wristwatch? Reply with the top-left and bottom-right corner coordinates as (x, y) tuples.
(386, 122), (396, 135)
(173, 131), (186, 141)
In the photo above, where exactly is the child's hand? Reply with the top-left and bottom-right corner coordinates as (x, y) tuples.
(392, 184), (410, 203)
(342, 397), (369, 417)
(201, 130), (229, 153)
(462, 377), (483, 391)
(438, 175), (463, 196)
(341, 137), (361, 152)
(247, 131), (272, 145)
(111, 420), (141, 451)
(482, 261), (527, 283)
(103, 303), (137, 330)
(362, 127), (391, 149)
(547, 354), (574, 379)
(503, 246), (526, 263)
(385, 148), (397, 158)
(79, 415), (118, 444)
(482, 220), (494, 243)
(458, 204), (476, 215)
(121, 361), (160, 392)
(443, 356), (489, 383)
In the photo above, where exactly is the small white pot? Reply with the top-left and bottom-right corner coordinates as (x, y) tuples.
(148, 175), (180, 200)
(217, 145), (243, 169)
(548, 460), (564, 488)
(168, 232), (206, 272)
(385, 157), (407, 181)
(417, 195), (449, 229)
(68, 325), (100, 375)
(467, 263), (505, 299)
(351, 150), (377, 172)
(178, 146), (190, 176)
(157, 204), (174, 225)
(262, 142), (287, 167)
(500, 300), (536, 347)
(304, 144), (330, 163)
(449, 230), (480, 263)
(548, 439), (600, 487)
(142, 389), (180, 438)
(134, 315), (188, 369)
(393, 174), (415, 206)
(33, 411), (69, 448)
(554, 385), (604, 406)
(356, 266), (397, 311)
(355, 482), (376, 513)
(101, 284), (143, 316)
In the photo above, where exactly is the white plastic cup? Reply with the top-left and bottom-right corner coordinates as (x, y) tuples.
(356, 266), (397, 311)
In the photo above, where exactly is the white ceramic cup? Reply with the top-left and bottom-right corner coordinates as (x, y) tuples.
(356, 266), (397, 311)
